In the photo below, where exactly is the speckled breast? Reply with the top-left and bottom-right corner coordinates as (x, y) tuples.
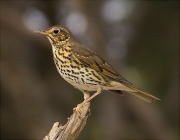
(53, 46), (106, 91)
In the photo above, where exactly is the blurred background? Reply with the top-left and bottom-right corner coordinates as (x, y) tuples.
(1, 1), (179, 140)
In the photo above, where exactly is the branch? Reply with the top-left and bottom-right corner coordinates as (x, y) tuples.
(43, 103), (90, 140)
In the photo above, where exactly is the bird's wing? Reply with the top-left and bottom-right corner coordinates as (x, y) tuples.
(72, 44), (131, 84)
(72, 44), (161, 103)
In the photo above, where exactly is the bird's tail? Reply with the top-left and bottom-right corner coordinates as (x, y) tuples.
(128, 90), (160, 103)
(110, 81), (160, 103)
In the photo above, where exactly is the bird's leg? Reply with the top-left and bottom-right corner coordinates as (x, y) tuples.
(75, 88), (102, 113)
(84, 88), (102, 103)
(83, 90), (90, 100)
(73, 91), (90, 111)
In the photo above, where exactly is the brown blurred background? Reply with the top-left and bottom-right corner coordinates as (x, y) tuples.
(1, 1), (179, 140)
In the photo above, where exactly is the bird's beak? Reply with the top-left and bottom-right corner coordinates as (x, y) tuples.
(34, 30), (50, 35)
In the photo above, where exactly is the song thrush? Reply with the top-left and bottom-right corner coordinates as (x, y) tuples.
(34, 26), (160, 109)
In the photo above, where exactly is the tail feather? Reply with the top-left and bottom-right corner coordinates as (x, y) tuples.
(128, 90), (161, 103)
(109, 81), (160, 103)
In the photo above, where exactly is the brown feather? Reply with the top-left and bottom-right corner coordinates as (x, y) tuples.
(72, 43), (130, 83)
(128, 91), (160, 103)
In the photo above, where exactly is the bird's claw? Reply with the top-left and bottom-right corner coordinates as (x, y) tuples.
(73, 102), (86, 117)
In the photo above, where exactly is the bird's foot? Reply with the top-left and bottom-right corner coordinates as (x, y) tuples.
(73, 101), (86, 117)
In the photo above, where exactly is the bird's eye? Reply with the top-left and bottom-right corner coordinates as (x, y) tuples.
(54, 29), (59, 34)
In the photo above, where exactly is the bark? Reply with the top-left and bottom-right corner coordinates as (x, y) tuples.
(43, 103), (90, 140)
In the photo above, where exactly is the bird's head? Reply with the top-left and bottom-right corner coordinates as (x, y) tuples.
(34, 25), (73, 46)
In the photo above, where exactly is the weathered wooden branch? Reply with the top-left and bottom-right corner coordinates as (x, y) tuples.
(43, 103), (90, 140)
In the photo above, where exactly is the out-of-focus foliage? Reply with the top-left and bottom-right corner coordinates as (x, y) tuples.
(1, 1), (179, 140)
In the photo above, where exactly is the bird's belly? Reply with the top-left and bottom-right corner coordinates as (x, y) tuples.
(56, 63), (105, 91)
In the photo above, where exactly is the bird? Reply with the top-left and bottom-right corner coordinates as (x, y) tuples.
(34, 25), (160, 110)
